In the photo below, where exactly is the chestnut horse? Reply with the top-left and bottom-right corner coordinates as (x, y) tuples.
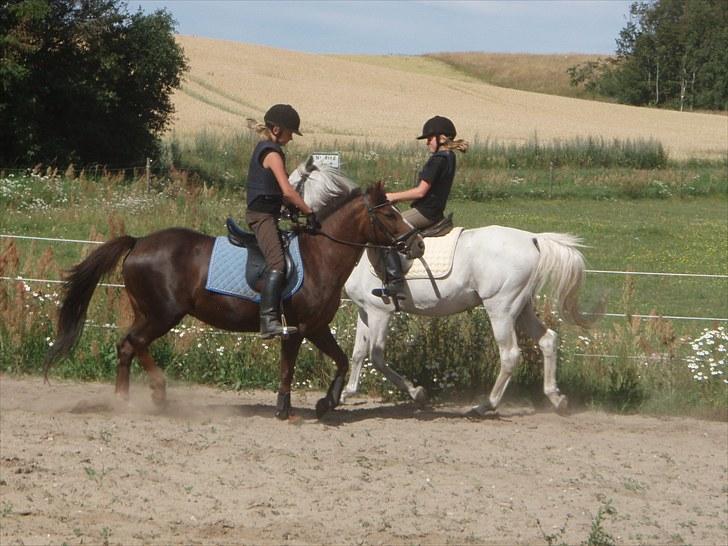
(44, 166), (418, 419)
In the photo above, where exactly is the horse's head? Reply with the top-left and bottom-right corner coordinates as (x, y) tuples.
(365, 182), (423, 259)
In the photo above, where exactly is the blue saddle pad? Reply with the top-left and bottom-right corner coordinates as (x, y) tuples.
(205, 236), (303, 303)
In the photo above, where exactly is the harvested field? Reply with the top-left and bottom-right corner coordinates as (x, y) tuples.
(171, 36), (727, 159)
(1, 375), (727, 545)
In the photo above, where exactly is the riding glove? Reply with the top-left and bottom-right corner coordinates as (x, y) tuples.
(305, 212), (321, 233)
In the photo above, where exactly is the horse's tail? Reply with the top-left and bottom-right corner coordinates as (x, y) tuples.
(44, 235), (136, 380)
(532, 233), (594, 327)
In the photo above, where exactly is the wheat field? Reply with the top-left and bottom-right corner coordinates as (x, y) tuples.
(171, 36), (727, 159)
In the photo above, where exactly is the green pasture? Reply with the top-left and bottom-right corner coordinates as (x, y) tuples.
(451, 197), (728, 322)
(1, 139), (726, 418)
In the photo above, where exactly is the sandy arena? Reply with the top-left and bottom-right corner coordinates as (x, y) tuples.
(1, 375), (726, 545)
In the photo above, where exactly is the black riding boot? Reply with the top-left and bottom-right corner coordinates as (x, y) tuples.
(372, 249), (406, 298)
(259, 270), (297, 339)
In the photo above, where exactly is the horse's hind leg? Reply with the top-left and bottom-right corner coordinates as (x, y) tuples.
(517, 302), (567, 414)
(136, 348), (168, 406)
(470, 311), (521, 416)
(115, 333), (135, 401)
(115, 312), (175, 406)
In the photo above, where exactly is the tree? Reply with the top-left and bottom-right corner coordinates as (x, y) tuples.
(0, 0), (188, 167)
(568, 0), (727, 111)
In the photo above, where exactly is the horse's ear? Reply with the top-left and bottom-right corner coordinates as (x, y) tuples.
(368, 180), (387, 205)
(305, 155), (318, 173)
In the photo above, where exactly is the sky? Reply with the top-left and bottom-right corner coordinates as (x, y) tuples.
(129, 0), (634, 55)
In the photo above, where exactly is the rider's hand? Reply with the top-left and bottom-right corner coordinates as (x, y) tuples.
(305, 212), (321, 233)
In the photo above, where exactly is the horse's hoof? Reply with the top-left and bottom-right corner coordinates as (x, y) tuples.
(276, 392), (291, 420)
(465, 404), (496, 420)
(115, 391), (130, 403)
(315, 397), (333, 419)
(555, 396), (569, 416)
(411, 386), (428, 407)
(151, 389), (167, 408)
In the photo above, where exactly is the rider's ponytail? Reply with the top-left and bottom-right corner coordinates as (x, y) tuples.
(439, 136), (469, 153)
(246, 118), (274, 141)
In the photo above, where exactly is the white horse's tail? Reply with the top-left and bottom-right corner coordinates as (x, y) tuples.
(532, 233), (591, 327)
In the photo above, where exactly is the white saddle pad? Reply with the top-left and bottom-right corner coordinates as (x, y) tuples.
(369, 227), (464, 280)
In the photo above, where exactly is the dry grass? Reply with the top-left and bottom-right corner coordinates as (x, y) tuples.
(427, 52), (604, 98)
(170, 36), (727, 159)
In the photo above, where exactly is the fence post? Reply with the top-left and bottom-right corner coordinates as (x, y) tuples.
(549, 161), (554, 198)
(145, 157), (151, 192)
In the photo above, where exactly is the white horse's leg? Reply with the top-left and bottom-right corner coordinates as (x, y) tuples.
(470, 312), (520, 415)
(517, 303), (568, 414)
(366, 309), (427, 403)
(341, 310), (369, 402)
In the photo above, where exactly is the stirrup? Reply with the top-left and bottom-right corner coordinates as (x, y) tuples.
(259, 324), (298, 339)
(259, 313), (298, 339)
(371, 286), (406, 300)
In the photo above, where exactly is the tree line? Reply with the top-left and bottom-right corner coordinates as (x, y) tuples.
(568, 0), (727, 111)
(1, 0), (188, 167)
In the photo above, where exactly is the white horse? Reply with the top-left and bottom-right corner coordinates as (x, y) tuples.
(289, 158), (587, 416)
(340, 226), (590, 416)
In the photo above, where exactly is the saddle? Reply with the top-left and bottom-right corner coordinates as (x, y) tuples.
(367, 221), (463, 282)
(418, 213), (454, 238)
(222, 217), (297, 294)
(200, 219), (303, 303)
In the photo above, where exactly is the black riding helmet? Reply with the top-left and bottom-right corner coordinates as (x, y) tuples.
(264, 104), (302, 136)
(416, 115), (456, 140)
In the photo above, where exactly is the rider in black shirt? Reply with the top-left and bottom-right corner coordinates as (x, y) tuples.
(375, 116), (469, 299)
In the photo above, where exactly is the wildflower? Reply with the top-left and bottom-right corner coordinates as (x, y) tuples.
(686, 328), (728, 387)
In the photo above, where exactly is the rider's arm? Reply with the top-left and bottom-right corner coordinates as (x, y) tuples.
(386, 179), (431, 204)
(263, 151), (313, 215)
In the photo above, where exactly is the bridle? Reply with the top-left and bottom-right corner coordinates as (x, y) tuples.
(365, 199), (419, 253)
(306, 195), (418, 252)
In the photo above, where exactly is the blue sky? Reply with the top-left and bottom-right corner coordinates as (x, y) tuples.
(129, 0), (634, 55)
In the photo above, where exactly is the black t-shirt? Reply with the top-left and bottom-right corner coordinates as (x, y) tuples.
(412, 151), (456, 221)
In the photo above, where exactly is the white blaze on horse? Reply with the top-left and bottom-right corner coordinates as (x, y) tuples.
(340, 224), (591, 416)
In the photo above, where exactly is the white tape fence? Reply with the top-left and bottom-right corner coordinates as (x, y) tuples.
(2, 233), (727, 322)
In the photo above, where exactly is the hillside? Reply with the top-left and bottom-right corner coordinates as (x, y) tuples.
(171, 36), (727, 159)
(426, 52), (604, 99)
